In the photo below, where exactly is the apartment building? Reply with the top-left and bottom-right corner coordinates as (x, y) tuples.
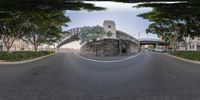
(0, 39), (34, 52)
(177, 37), (200, 51)
(0, 39), (56, 52)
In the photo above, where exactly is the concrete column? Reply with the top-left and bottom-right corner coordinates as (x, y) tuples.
(138, 42), (141, 52)
(119, 39), (122, 55)
(153, 44), (156, 49)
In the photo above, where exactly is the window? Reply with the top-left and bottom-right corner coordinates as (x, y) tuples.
(192, 45), (195, 49)
(190, 45), (195, 49)
(177, 46), (179, 49)
(189, 45), (192, 49)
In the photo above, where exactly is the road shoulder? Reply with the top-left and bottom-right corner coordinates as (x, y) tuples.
(165, 53), (200, 65)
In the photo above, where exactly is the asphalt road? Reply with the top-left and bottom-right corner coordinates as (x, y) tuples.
(0, 51), (200, 100)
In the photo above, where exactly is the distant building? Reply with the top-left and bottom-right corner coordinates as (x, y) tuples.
(0, 39), (34, 52)
(0, 39), (56, 52)
(177, 37), (200, 51)
(38, 44), (56, 51)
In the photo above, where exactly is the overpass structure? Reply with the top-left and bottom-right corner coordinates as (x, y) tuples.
(139, 38), (166, 46)
(57, 28), (81, 48)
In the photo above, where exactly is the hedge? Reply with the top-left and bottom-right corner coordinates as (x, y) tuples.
(170, 51), (200, 61)
(0, 51), (54, 62)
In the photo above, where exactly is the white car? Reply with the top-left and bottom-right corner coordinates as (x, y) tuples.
(154, 49), (165, 52)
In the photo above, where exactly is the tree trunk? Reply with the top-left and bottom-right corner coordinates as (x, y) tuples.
(3, 37), (16, 53)
(95, 41), (97, 56)
(172, 43), (175, 52)
(34, 44), (38, 51)
(93, 39), (97, 56)
(5, 46), (11, 53)
(185, 43), (188, 51)
(171, 41), (176, 53)
(93, 42), (95, 55)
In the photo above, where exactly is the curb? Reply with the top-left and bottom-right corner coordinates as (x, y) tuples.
(74, 52), (141, 63)
(0, 53), (56, 65)
(165, 53), (200, 65)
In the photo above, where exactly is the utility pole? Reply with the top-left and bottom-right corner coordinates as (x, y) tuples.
(137, 31), (145, 52)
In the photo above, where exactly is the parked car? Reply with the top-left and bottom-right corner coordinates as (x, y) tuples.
(154, 49), (165, 53)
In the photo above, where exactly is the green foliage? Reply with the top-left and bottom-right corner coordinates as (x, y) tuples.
(79, 26), (106, 44)
(0, 0), (106, 52)
(138, 2), (200, 51)
(171, 51), (200, 61)
(138, 3), (200, 39)
(0, 51), (54, 61)
(0, 0), (106, 11)
(0, 9), (70, 52)
(0, 11), (26, 52)
(22, 10), (70, 51)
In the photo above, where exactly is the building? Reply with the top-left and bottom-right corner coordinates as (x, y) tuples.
(0, 39), (33, 52)
(81, 20), (139, 56)
(177, 37), (200, 51)
(0, 39), (55, 52)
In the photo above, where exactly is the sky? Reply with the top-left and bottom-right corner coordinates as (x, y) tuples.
(61, 1), (159, 49)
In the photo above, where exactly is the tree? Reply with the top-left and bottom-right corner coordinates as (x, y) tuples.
(0, 0), (106, 11)
(79, 25), (106, 55)
(0, 11), (25, 52)
(79, 25), (106, 44)
(137, 2), (200, 51)
(22, 10), (70, 51)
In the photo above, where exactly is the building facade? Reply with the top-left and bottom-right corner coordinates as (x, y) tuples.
(0, 39), (33, 52)
(103, 20), (117, 39)
(0, 39), (55, 52)
(177, 37), (200, 51)
(81, 20), (139, 56)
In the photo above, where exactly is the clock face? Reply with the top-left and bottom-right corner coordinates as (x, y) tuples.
(107, 31), (113, 37)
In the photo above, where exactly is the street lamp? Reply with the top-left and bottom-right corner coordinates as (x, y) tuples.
(138, 31), (142, 40)
(137, 30), (146, 52)
(137, 30), (148, 40)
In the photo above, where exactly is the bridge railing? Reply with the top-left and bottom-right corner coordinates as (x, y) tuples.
(139, 38), (164, 42)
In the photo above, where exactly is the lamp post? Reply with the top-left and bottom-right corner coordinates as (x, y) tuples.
(137, 31), (146, 52)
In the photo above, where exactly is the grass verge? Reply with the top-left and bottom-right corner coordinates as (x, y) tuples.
(0, 51), (54, 62)
(170, 51), (200, 61)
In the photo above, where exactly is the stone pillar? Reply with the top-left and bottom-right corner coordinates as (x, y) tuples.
(103, 20), (117, 39)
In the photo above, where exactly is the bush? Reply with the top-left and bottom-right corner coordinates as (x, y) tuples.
(170, 51), (200, 61)
(0, 51), (54, 62)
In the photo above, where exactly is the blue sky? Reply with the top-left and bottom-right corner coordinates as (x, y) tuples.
(62, 1), (159, 49)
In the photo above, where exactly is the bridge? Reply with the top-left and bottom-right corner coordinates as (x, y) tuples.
(139, 38), (166, 46)
(57, 28), (81, 48)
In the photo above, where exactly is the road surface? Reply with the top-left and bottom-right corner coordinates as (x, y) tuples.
(0, 51), (200, 100)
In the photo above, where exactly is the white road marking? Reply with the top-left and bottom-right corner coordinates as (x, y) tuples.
(74, 52), (141, 63)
